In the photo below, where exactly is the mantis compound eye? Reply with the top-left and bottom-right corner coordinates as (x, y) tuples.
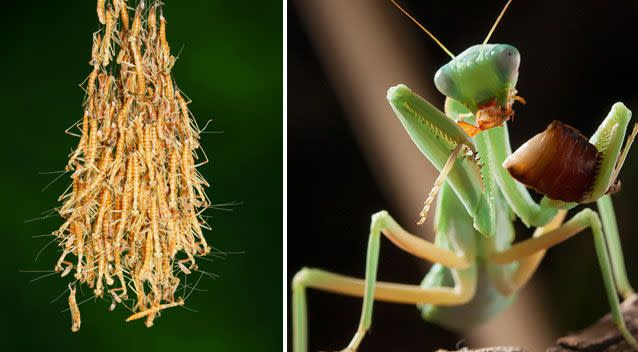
(502, 121), (601, 202)
(433, 68), (460, 102)
(493, 44), (520, 82)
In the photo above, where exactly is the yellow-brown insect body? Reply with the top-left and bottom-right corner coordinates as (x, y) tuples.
(53, 0), (212, 329)
(503, 121), (601, 202)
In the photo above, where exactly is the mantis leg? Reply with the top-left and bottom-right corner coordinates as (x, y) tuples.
(598, 194), (635, 299)
(291, 210), (475, 352)
(444, 98), (558, 228)
(388, 85), (494, 236)
(488, 209), (638, 349)
(488, 210), (567, 296)
(480, 123), (558, 226)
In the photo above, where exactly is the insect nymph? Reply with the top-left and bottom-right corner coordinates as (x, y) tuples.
(52, 0), (212, 330)
(291, 1), (638, 351)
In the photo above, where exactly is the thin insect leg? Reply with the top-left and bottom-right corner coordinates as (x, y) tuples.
(34, 237), (59, 262)
(417, 144), (463, 225)
(598, 195), (634, 298)
(41, 170), (70, 192)
(377, 211), (470, 267)
(193, 269), (219, 279)
(591, 212), (637, 349)
(211, 246), (241, 256)
(26, 211), (64, 223)
(32, 234), (56, 238)
(117, 297), (135, 313)
(195, 254), (221, 262)
(292, 267), (475, 352)
(208, 201), (243, 211)
(198, 119), (213, 133)
(193, 146), (209, 168)
(63, 122), (82, 138)
(178, 304), (198, 313)
(488, 209), (638, 349)
(57, 183), (75, 203)
(489, 211), (566, 295)
(292, 209), (474, 352)
(23, 270), (60, 283)
(184, 273), (204, 302)
(18, 269), (56, 273)
(348, 210), (473, 351)
(125, 299), (184, 322)
(50, 285), (71, 304)
(39, 170), (68, 175)
(179, 284), (207, 293)
(25, 206), (62, 223)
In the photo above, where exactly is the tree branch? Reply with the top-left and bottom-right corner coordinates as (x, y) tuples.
(440, 295), (638, 352)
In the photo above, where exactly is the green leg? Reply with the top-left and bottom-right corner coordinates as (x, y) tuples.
(588, 209), (638, 348)
(489, 209), (638, 349)
(344, 212), (383, 352)
(387, 85), (494, 236)
(443, 97), (558, 228)
(344, 211), (475, 351)
(291, 210), (474, 352)
(597, 194), (635, 299)
(292, 275), (308, 352)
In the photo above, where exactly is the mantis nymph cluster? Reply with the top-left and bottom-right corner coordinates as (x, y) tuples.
(291, 1), (638, 351)
(52, 0), (211, 330)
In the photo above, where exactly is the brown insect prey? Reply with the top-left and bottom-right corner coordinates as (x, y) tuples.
(56, 0), (211, 330)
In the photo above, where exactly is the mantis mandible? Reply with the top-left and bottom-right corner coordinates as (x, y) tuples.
(291, 0), (638, 351)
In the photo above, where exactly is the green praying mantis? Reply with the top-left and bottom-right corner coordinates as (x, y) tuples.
(291, 0), (638, 351)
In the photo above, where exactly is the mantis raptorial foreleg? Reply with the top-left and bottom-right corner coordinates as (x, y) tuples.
(389, 85), (562, 236)
(388, 85), (495, 236)
(488, 208), (638, 349)
(292, 211), (476, 352)
(444, 98), (558, 228)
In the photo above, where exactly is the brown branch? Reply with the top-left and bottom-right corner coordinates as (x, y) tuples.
(437, 348), (526, 352)
(548, 295), (638, 352)
(440, 295), (638, 352)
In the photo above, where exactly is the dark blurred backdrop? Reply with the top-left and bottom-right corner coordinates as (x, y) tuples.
(0, 1), (281, 351)
(288, 0), (638, 351)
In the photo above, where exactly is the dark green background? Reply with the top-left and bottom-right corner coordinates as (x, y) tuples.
(0, 1), (282, 351)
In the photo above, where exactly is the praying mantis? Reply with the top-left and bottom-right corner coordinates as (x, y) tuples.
(291, 0), (638, 351)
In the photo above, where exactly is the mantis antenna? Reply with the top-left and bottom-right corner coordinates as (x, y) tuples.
(389, 0), (455, 59)
(417, 144), (464, 225)
(483, 0), (514, 45)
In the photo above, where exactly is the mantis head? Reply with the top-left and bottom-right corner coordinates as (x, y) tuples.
(435, 44), (524, 133)
(390, 0), (521, 137)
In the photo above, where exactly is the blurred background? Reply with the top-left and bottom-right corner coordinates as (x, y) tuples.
(0, 1), (281, 351)
(288, 0), (638, 351)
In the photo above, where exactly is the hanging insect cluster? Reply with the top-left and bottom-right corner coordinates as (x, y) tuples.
(54, 0), (211, 330)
